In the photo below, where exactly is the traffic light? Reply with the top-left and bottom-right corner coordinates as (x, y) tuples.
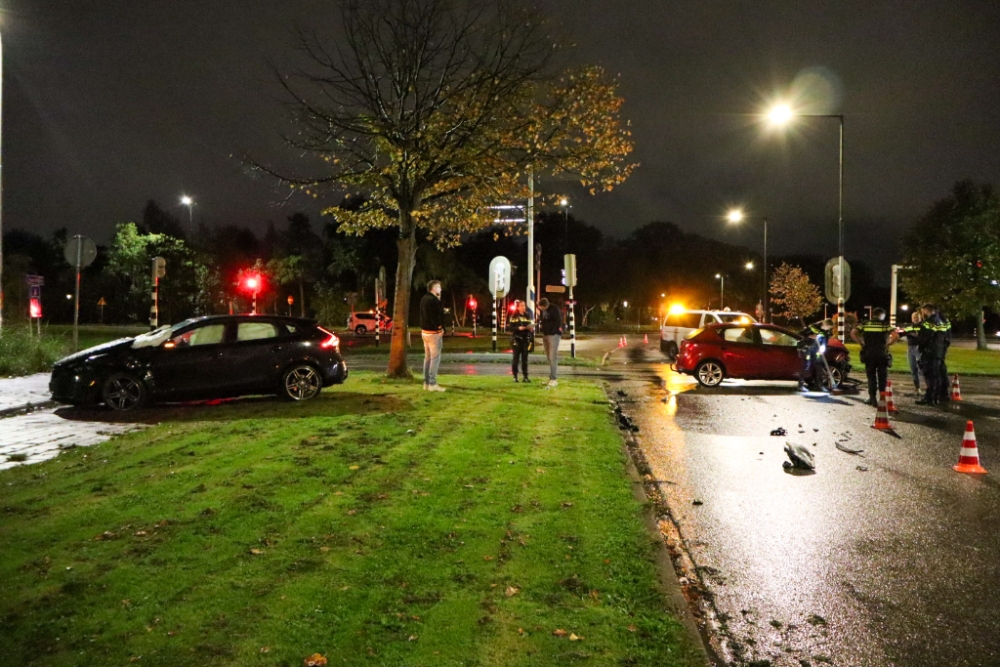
(242, 274), (262, 293)
(467, 295), (478, 311)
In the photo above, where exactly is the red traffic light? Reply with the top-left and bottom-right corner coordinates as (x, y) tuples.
(242, 273), (262, 292)
(467, 296), (478, 310)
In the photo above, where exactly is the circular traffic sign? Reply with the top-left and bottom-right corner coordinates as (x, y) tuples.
(64, 236), (98, 268)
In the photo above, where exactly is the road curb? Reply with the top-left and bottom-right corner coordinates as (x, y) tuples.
(0, 400), (58, 419)
(605, 385), (715, 667)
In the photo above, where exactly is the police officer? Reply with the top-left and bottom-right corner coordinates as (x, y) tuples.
(507, 300), (534, 382)
(797, 318), (834, 392)
(851, 308), (899, 406)
(936, 310), (953, 403)
(915, 304), (947, 405)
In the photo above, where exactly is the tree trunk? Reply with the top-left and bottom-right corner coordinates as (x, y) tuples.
(387, 222), (418, 378)
(977, 306), (987, 350)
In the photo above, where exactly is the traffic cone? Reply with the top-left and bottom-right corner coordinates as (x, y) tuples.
(871, 391), (893, 430)
(644, 334), (649, 344)
(951, 375), (963, 401)
(885, 380), (898, 413)
(953, 420), (987, 474)
(623, 335), (628, 346)
(617, 337), (622, 348)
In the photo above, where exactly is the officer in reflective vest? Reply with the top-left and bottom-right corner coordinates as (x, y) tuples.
(915, 304), (948, 405)
(851, 308), (899, 406)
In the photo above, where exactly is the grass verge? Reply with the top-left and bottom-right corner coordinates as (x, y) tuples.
(0, 373), (703, 667)
(843, 343), (1000, 376)
(0, 327), (68, 376)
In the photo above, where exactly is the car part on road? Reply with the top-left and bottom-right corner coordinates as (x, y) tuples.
(102, 373), (147, 411)
(695, 359), (724, 387)
(770, 427), (786, 436)
(783, 443), (816, 470)
(281, 364), (323, 401)
(836, 442), (865, 455)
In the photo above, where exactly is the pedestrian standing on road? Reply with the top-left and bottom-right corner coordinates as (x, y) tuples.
(507, 300), (534, 382)
(900, 311), (924, 396)
(915, 304), (947, 405)
(851, 308), (899, 406)
(537, 298), (563, 387)
(936, 310), (953, 403)
(419, 280), (446, 392)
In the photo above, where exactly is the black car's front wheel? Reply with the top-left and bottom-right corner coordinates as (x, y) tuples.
(281, 364), (323, 401)
(102, 373), (148, 411)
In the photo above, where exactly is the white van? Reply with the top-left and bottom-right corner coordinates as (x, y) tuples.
(659, 309), (757, 359)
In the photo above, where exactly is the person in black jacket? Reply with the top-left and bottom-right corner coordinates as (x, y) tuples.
(419, 280), (446, 392)
(507, 300), (534, 382)
(851, 308), (899, 405)
(916, 304), (947, 405)
(537, 298), (563, 387)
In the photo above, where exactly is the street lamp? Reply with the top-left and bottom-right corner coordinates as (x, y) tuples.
(180, 195), (195, 225)
(745, 261), (754, 270)
(726, 207), (768, 321)
(765, 103), (845, 338)
(715, 274), (725, 310)
(559, 197), (570, 255)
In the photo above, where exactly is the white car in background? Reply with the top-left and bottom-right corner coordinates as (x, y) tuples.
(659, 308), (757, 360)
(347, 311), (393, 335)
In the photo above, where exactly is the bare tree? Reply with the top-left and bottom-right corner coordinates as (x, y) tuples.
(255, 0), (635, 377)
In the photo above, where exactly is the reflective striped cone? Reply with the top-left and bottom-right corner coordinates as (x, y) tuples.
(885, 380), (898, 413)
(953, 420), (987, 474)
(618, 337), (623, 348)
(951, 375), (963, 401)
(644, 334), (649, 344)
(871, 391), (893, 430)
(622, 335), (627, 346)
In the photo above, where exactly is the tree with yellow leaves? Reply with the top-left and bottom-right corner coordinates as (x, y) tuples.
(257, 0), (635, 377)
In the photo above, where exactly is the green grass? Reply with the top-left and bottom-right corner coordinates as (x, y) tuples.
(0, 374), (703, 667)
(844, 343), (1000, 376)
(0, 327), (69, 376)
(343, 334), (599, 365)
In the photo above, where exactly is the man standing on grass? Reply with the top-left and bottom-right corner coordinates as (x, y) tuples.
(420, 280), (446, 392)
(537, 297), (563, 388)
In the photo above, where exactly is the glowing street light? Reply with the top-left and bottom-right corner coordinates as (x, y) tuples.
(715, 274), (725, 309)
(763, 101), (846, 337)
(180, 195), (195, 225)
(745, 261), (755, 270)
(727, 207), (769, 320)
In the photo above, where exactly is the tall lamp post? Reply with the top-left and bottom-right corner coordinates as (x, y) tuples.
(726, 208), (768, 321)
(0, 29), (5, 331)
(559, 197), (570, 255)
(715, 274), (725, 310)
(766, 104), (845, 338)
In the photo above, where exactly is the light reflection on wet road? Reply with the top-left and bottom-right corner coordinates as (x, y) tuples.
(618, 362), (1000, 667)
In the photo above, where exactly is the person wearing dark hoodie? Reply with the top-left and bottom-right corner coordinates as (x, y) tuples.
(537, 298), (563, 387)
(419, 280), (446, 392)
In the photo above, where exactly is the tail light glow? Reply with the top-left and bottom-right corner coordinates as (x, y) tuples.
(318, 327), (340, 349)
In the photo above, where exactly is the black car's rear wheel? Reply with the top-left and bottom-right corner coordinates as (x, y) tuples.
(281, 364), (323, 401)
(102, 373), (148, 411)
(695, 360), (725, 387)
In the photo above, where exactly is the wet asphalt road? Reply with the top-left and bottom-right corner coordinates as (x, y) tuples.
(609, 348), (1000, 667)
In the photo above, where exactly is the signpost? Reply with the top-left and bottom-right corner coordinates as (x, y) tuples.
(564, 254), (577, 358)
(488, 256), (512, 352)
(375, 265), (387, 348)
(26, 275), (44, 335)
(824, 256), (851, 339)
(63, 236), (97, 350)
(150, 256), (166, 329)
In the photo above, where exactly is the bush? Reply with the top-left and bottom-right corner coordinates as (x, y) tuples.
(0, 327), (68, 376)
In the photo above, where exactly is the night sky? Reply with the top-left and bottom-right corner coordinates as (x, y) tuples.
(4, 1), (1000, 281)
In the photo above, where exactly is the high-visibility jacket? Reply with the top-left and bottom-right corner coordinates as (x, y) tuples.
(857, 320), (895, 357)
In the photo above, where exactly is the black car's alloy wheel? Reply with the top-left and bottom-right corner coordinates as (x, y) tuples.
(282, 365), (323, 401)
(102, 373), (147, 411)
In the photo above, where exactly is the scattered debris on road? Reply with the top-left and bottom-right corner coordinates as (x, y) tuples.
(783, 443), (816, 470)
(770, 427), (787, 436)
(836, 442), (865, 456)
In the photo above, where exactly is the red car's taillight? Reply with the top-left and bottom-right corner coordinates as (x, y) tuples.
(318, 327), (340, 349)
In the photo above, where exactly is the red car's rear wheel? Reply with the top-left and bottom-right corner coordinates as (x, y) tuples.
(695, 360), (725, 387)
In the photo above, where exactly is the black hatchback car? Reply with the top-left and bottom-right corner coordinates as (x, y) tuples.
(50, 315), (347, 410)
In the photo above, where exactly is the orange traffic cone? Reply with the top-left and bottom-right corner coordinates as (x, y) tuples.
(885, 380), (898, 413)
(951, 375), (963, 401)
(644, 334), (649, 344)
(871, 391), (893, 430)
(623, 335), (628, 346)
(617, 336), (623, 348)
(953, 420), (987, 474)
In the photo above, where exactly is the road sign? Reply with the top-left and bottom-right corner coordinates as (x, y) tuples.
(64, 236), (97, 268)
(545, 285), (566, 293)
(28, 285), (41, 299)
(152, 256), (166, 279)
(563, 254), (577, 287)
(825, 256), (851, 304)
(25, 274), (45, 286)
(488, 256), (511, 298)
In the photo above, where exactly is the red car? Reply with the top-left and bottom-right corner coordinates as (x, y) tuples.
(674, 323), (851, 388)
